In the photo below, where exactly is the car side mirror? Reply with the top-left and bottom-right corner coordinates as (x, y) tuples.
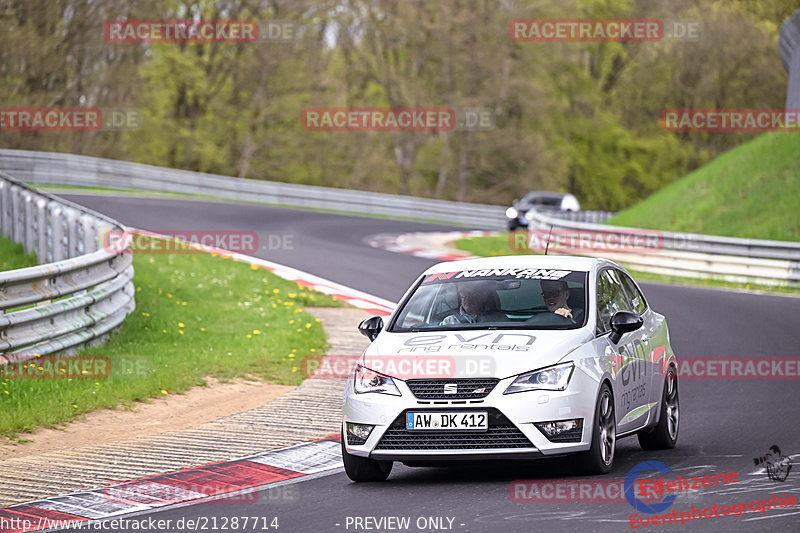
(609, 311), (643, 344)
(358, 316), (384, 341)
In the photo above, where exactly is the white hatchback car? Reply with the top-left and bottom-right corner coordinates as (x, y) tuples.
(342, 256), (679, 481)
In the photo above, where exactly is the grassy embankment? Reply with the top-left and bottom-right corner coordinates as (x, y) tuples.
(456, 133), (800, 293)
(0, 235), (340, 440)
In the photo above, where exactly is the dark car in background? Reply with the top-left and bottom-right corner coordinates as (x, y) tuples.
(506, 191), (580, 231)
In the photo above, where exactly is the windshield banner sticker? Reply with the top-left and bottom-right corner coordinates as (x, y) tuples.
(424, 268), (572, 283)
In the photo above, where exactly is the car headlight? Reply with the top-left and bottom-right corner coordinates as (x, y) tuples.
(505, 207), (518, 219)
(353, 364), (401, 396)
(504, 362), (575, 394)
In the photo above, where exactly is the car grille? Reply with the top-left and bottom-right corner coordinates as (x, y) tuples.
(375, 408), (533, 450)
(405, 378), (499, 400)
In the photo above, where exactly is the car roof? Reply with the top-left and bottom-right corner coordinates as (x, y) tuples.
(522, 191), (570, 199)
(422, 255), (608, 275)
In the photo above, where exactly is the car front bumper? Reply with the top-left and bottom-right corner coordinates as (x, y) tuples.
(342, 368), (600, 461)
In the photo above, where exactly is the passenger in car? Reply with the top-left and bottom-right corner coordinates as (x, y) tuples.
(440, 281), (507, 325)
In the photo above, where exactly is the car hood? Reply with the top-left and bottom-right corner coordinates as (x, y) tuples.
(361, 328), (593, 380)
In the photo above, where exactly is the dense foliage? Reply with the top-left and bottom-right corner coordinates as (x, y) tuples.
(0, 0), (794, 209)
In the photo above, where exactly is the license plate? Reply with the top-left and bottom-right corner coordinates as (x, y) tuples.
(405, 411), (488, 431)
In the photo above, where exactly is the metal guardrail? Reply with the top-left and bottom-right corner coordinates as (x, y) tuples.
(0, 171), (135, 358)
(526, 209), (800, 286)
(533, 206), (615, 224)
(0, 149), (510, 229)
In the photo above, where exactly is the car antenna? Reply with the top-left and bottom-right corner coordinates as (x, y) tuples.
(544, 224), (554, 255)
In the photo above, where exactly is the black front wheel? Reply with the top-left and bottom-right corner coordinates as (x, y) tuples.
(638, 367), (679, 450)
(579, 383), (616, 475)
(342, 438), (393, 482)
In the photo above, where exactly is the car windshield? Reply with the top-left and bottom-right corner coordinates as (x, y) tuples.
(389, 268), (588, 331)
(520, 193), (562, 208)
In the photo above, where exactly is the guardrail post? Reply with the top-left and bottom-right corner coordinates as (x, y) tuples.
(0, 179), (10, 238)
(779, 9), (800, 109)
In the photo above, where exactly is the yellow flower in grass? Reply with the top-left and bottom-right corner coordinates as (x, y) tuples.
(161, 390), (168, 395)
(72, 404), (78, 408)
(292, 367), (297, 372)
(288, 293), (296, 298)
(272, 289), (280, 294)
(179, 330), (184, 335)
(246, 334), (252, 338)
(141, 312), (150, 317)
(178, 322), (185, 328)
(200, 327), (206, 332)
(289, 320), (295, 324)
(251, 264), (260, 270)
(253, 330), (261, 335)
(305, 323), (312, 328)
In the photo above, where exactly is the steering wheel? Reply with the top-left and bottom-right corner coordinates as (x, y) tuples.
(524, 312), (574, 326)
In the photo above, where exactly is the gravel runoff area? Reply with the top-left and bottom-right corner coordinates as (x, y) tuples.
(0, 307), (371, 508)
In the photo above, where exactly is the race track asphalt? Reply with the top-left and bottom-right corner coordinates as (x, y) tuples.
(57, 194), (800, 533)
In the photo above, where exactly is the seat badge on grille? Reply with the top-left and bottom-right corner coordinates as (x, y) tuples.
(472, 387), (486, 394)
(443, 383), (458, 394)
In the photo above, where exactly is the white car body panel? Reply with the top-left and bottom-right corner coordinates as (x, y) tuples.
(342, 255), (677, 463)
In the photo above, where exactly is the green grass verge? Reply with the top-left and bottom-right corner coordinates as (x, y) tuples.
(454, 233), (800, 295)
(0, 236), (37, 271)
(607, 132), (800, 242)
(0, 238), (341, 440)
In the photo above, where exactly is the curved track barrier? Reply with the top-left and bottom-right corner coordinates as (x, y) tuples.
(526, 209), (800, 287)
(0, 171), (134, 358)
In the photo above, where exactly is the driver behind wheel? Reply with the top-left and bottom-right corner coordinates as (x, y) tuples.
(540, 279), (574, 319)
(440, 281), (506, 325)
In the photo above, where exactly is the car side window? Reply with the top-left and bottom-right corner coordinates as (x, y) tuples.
(596, 269), (630, 334)
(617, 270), (647, 314)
